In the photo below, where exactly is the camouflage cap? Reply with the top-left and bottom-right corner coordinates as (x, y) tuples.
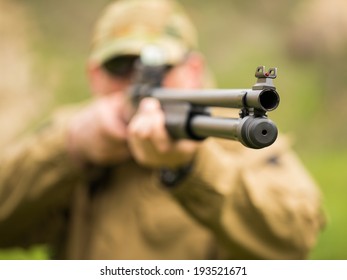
(89, 0), (198, 66)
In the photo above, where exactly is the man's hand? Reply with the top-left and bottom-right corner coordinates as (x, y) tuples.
(127, 97), (199, 169)
(68, 94), (131, 165)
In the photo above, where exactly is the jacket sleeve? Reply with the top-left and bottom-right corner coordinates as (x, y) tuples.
(0, 109), (82, 248)
(165, 137), (326, 259)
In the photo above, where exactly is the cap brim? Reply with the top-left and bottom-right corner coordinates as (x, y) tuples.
(90, 35), (189, 65)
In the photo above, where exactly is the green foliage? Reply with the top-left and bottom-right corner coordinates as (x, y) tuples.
(0, 245), (49, 260)
(301, 151), (347, 259)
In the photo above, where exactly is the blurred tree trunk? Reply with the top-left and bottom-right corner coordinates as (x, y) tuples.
(0, 0), (48, 150)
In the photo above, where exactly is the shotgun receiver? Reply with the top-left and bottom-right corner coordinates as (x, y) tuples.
(130, 49), (280, 149)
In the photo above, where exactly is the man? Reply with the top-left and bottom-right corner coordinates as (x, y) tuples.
(0, 0), (325, 259)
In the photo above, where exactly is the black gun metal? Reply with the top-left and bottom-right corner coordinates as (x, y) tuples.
(130, 64), (280, 149)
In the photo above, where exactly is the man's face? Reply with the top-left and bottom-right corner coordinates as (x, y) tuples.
(89, 53), (204, 97)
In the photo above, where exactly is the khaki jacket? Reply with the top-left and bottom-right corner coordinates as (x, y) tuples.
(0, 105), (325, 259)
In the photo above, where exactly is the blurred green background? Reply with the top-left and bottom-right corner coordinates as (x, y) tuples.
(0, 0), (346, 259)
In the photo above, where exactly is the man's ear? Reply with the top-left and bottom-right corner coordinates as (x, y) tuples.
(86, 62), (106, 96)
(185, 51), (205, 88)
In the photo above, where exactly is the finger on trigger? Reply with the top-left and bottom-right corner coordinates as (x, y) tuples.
(150, 111), (172, 153)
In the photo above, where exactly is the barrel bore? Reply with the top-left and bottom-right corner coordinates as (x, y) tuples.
(259, 89), (280, 111)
